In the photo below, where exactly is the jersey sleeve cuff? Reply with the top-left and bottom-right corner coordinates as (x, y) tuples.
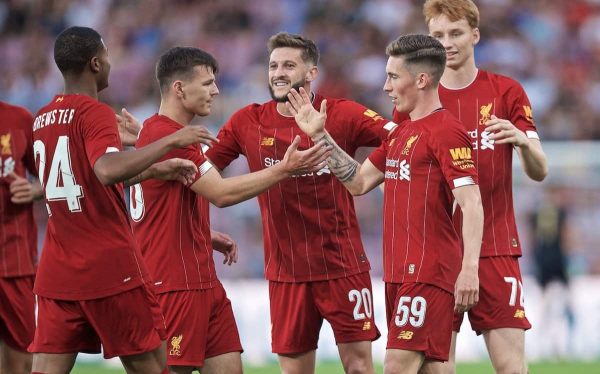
(453, 176), (476, 189)
(525, 131), (539, 140)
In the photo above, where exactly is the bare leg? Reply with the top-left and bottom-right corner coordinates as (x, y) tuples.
(31, 352), (77, 374)
(278, 350), (316, 374)
(120, 341), (167, 374)
(419, 360), (446, 374)
(438, 331), (457, 374)
(384, 349), (424, 374)
(202, 351), (242, 374)
(0, 342), (32, 374)
(338, 341), (375, 374)
(483, 328), (527, 374)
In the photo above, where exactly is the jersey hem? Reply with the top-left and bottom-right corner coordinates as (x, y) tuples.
(265, 267), (370, 283)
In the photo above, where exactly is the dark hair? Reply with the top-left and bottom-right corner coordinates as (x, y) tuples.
(54, 26), (104, 74)
(267, 32), (319, 65)
(156, 47), (219, 92)
(386, 34), (446, 84)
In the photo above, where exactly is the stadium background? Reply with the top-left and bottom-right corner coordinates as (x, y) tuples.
(2, 0), (600, 372)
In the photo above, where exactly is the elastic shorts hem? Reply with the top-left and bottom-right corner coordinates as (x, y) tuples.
(272, 345), (318, 355)
(205, 347), (243, 360)
(471, 323), (531, 336)
(385, 347), (447, 363)
(104, 340), (163, 359)
(334, 333), (381, 345)
(28, 346), (100, 355)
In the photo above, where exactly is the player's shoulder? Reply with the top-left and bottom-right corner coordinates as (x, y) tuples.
(140, 114), (180, 139)
(229, 102), (265, 123)
(427, 109), (465, 136)
(481, 70), (525, 94)
(0, 101), (33, 124)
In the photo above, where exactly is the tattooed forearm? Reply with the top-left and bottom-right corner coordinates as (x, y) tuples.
(314, 133), (359, 183)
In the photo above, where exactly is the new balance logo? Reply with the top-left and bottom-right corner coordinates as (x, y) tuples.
(397, 331), (413, 340)
(514, 309), (526, 319)
(362, 321), (371, 331)
(261, 137), (274, 146)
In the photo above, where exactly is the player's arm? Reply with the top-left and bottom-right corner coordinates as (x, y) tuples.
(211, 230), (238, 266)
(285, 87), (384, 195)
(192, 136), (330, 207)
(8, 173), (43, 203)
(485, 115), (548, 181)
(123, 158), (198, 187)
(452, 184), (483, 313)
(94, 125), (217, 185)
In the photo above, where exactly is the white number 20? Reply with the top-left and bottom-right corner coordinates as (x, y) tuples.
(348, 288), (373, 320)
(33, 136), (83, 212)
(395, 296), (426, 327)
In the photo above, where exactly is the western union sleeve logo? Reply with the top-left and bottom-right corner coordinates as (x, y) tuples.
(261, 137), (274, 146)
(363, 109), (383, 122)
(523, 105), (534, 122)
(1, 134), (12, 155)
(479, 103), (492, 125)
(449, 147), (475, 169)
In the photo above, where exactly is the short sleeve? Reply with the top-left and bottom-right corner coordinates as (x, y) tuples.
(81, 103), (122, 168)
(18, 108), (37, 176)
(505, 80), (539, 139)
(367, 141), (389, 173)
(334, 100), (397, 148)
(205, 115), (243, 171)
(429, 120), (478, 190)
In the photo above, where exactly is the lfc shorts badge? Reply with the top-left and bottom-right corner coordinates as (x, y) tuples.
(169, 334), (183, 356)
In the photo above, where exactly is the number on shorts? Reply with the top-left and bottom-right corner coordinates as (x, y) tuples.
(33, 136), (84, 212)
(395, 296), (426, 328)
(348, 288), (373, 320)
(503, 276), (525, 306)
(129, 183), (145, 221)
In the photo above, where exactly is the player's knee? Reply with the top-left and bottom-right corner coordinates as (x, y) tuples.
(343, 357), (372, 374)
(439, 360), (456, 374)
(2, 352), (33, 374)
(493, 359), (526, 374)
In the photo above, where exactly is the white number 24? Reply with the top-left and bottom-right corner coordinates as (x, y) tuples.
(33, 136), (83, 212)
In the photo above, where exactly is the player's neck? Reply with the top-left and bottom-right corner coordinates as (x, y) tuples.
(158, 101), (194, 127)
(408, 92), (443, 121)
(62, 78), (99, 99)
(440, 62), (478, 89)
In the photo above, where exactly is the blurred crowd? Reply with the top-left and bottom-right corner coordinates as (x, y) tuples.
(2, 0), (599, 278)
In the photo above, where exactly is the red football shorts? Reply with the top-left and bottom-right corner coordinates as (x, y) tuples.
(453, 256), (532, 334)
(0, 276), (36, 351)
(29, 283), (166, 358)
(159, 282), (242, 368)
(269, 272), (380, 355)
(385, 282), (454, 362)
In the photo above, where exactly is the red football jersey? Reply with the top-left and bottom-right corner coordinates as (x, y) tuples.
(0, 102), (37, 277)
(370, 109), (478, 293)
(393, 71), (538, 257)
(32, 94), (150, 300)
(131, 114), (218, 294)
(206, 94), (396, 282)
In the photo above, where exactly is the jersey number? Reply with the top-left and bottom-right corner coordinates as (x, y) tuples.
(348, 288), (373, 320)
(504, 277), (525, 306)
(33, 136), (83, 212)
(129, 183), (145, 221)
(395, 296), (426, 328)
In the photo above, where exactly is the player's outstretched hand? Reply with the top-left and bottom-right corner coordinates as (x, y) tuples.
(149, 158), (198, 185)
(281, 135), (331, 176)
(211, 230), (238, 266)
(485, 115), (529, 148)
(168, 125), (219, 149)
(8, 172), (42, 204)
(286, 87), (327, 139)
(454, 267), (479, 313)
(116, 108), (142, 147)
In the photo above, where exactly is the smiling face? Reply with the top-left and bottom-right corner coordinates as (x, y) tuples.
(383, 56), (419, 114)
(428, 14), (479, 70)
(178, 65), (219, 117)
(268, 47), (315, 102)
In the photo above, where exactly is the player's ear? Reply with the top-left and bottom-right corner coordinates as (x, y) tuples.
(173, 80), (185, 99)
(89, 56), (101, 74)
(305, 65), (318, 83)
(472, 27), (480, 46)
(416, 72), (428, 90)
